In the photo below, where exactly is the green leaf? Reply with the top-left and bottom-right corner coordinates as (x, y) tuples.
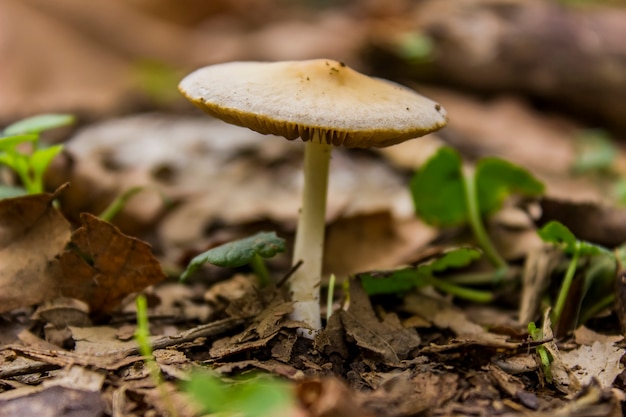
(3, 114), (75, 136)
(537, 221), (577, 248)
(0, 134), (39, 151)
(410, 147), (466, 227)
(411, 148), (544, 227)
(361, 247), (481, 295)
(0, 152), (36, 194)
(569, 240), (610, 262)
(475, 158), (544, 215)
(181, 231), (286, 281)
(538, 220), (608, 256)
(428, 247), (483, 272)
(184, 371), (293, 417)
(360, 268), (424, 295)
(30, 145), (64, 178)
(0, 152), (28, 175)
(527, 321), (553, 381)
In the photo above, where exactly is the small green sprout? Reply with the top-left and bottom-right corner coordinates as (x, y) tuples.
(360, 247), (494, 303)
(135, 294), (164, 386)
(410, 147), (544, 272)
(134, 294), (178, 417)
(98, 186), (172, 223)
(99, 186), (146, 222)
(537, 221), (614, 333)
(528, 321), (553, 383)
(0, 114), (75, 196)
(181, 231), (286, 285)
(326, 273), (337, 322)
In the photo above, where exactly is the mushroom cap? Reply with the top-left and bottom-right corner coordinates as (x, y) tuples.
(179, 59), (447, 148)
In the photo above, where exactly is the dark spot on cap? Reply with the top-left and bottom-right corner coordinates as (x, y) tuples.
(306, 77), (310, 81)
(406, 107), (410, 111)
(435, 104), (442, 111)
(339, 62), (346, 67)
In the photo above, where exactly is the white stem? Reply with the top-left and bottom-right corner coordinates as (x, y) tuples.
(290, 135), (332, 338)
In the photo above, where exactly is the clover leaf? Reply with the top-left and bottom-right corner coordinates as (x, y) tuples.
(410, 147), (544, 270)
(410, 146), (466, 227)
(181, 231), (286, 282)
(476, 157), (544, 215)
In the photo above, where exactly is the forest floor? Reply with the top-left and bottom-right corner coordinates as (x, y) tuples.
(1, 0), (626, 416)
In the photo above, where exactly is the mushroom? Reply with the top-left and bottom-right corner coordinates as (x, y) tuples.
(179, 59), (447, 337)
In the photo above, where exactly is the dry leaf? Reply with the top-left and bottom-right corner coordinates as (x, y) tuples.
(43, 365), (105, 391)
(338, 278), (421, 364)
(363, 370), (460, 416)
(70, 326), (140, 356)
(0, 191), (71, 313)
(58, 213), (167, 314)
(209, 300), (294, 360)
(403, 293), (486, 336)
(213, 358), (303, 380)
(573, 326), (624, 346)
(0, 190), (164, 315)
(561, 341), (625, 388)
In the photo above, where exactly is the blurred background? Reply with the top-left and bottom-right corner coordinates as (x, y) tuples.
(2, 0), (626, 128)
(2, 0), (626, 273)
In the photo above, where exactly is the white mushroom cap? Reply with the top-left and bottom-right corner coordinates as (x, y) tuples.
(179, 59), (447, 148)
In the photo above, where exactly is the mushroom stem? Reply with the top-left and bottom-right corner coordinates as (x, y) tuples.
(290, 135), (332, 338)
